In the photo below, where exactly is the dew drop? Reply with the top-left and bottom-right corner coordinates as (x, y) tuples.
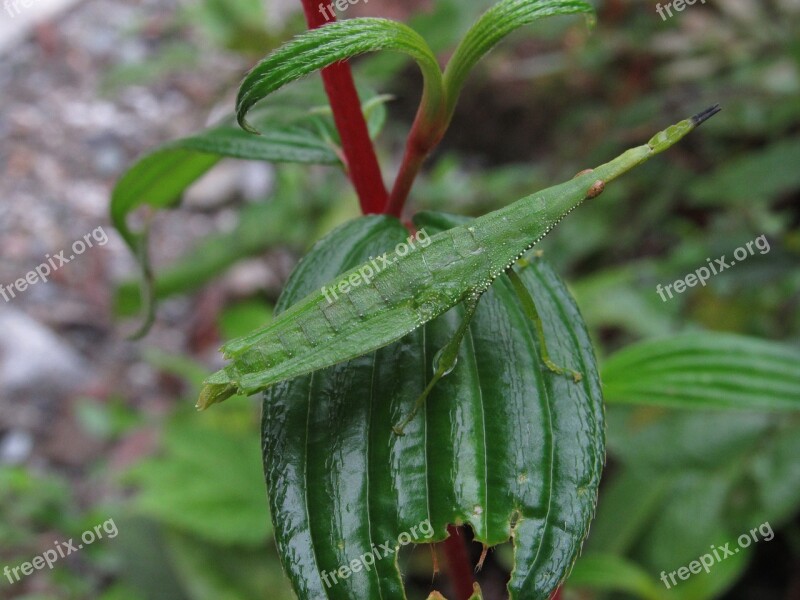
(433, 347), (457, 377)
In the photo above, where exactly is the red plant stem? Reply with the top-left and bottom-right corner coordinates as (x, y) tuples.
(442, 525), (476, 600)
(299, 0), (388, 214)
(385, 104), (447, 218)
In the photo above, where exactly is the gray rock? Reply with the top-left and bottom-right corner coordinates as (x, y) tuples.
(0, 306), (91, 398)
(0, 428), (33, 465)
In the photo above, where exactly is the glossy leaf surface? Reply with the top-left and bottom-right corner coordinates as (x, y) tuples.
(261, 212), (604, 599)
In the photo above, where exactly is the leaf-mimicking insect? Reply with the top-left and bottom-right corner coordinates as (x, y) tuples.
(199, 106), (721, 418)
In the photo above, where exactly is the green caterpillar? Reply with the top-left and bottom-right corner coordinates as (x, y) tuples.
(199, 106), (720, 412)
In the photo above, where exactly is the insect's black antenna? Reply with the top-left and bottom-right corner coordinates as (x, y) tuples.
(691, 104), (721, 127)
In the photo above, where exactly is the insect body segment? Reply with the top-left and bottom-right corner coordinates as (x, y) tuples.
(198, 108), (720, 410)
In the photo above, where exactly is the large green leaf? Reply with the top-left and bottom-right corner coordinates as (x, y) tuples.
(261, 212), (604, 599)
(601, 332), (800, 411)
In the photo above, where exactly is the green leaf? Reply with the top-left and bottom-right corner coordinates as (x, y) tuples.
(310, 93), (394, 142)
(165, 531), (295, 600)
(689, 138), (800, 205)
(443, 0), (595, 112)
(585, 407), (800, 598)
(111, 115), (340, 251)
(602, 332), (800, 411)
(567, 553), (666, 600)
(261, 212), (604, 599)
(128, 418), (270, 546)
(236, 18), (444, 133)
(110, 107), (341, 337)
(113, 197), (310, 317)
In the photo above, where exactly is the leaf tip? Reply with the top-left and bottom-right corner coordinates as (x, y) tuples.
(691, 103), (721, 127)
(237, 116), (262, 136)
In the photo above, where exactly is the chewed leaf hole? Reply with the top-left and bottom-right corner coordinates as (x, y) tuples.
(397, 524), (515, 599)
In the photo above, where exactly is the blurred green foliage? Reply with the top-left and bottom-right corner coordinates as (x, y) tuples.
(9, 0), (799, 598)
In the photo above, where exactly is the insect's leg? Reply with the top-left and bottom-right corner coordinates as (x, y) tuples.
(506, 266), (582, 383)
(393, 294), (482, 436)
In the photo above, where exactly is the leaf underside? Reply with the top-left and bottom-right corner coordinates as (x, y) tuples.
(262, 212), (604, 600)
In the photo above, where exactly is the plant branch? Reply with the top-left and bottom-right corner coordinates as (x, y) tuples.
(442, 525), (476, 600)
(299, 0), (388, 214)
(385, 93), (449, 218)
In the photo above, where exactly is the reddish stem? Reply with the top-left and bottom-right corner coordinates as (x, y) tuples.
(442, 525), (476, 600)
(299, 0), (388, 214)
(385, 103), (447, 218)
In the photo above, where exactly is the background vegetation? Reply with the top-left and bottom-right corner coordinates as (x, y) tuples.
(1, 0), (799, 598)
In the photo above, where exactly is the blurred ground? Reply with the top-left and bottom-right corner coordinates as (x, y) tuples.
(1, 0), (245, 466)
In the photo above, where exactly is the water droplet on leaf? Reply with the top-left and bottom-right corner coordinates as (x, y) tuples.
(433, 347), (457, 377)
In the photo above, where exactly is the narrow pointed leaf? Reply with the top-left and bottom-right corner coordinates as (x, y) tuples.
(236, 19), (444, 133)
(111, 104), (346, 336)
(602, 332), (800, 411)
(111, 116), (339, 251)
(443, 0), (595, 111)
(261, 212), (604, 600)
